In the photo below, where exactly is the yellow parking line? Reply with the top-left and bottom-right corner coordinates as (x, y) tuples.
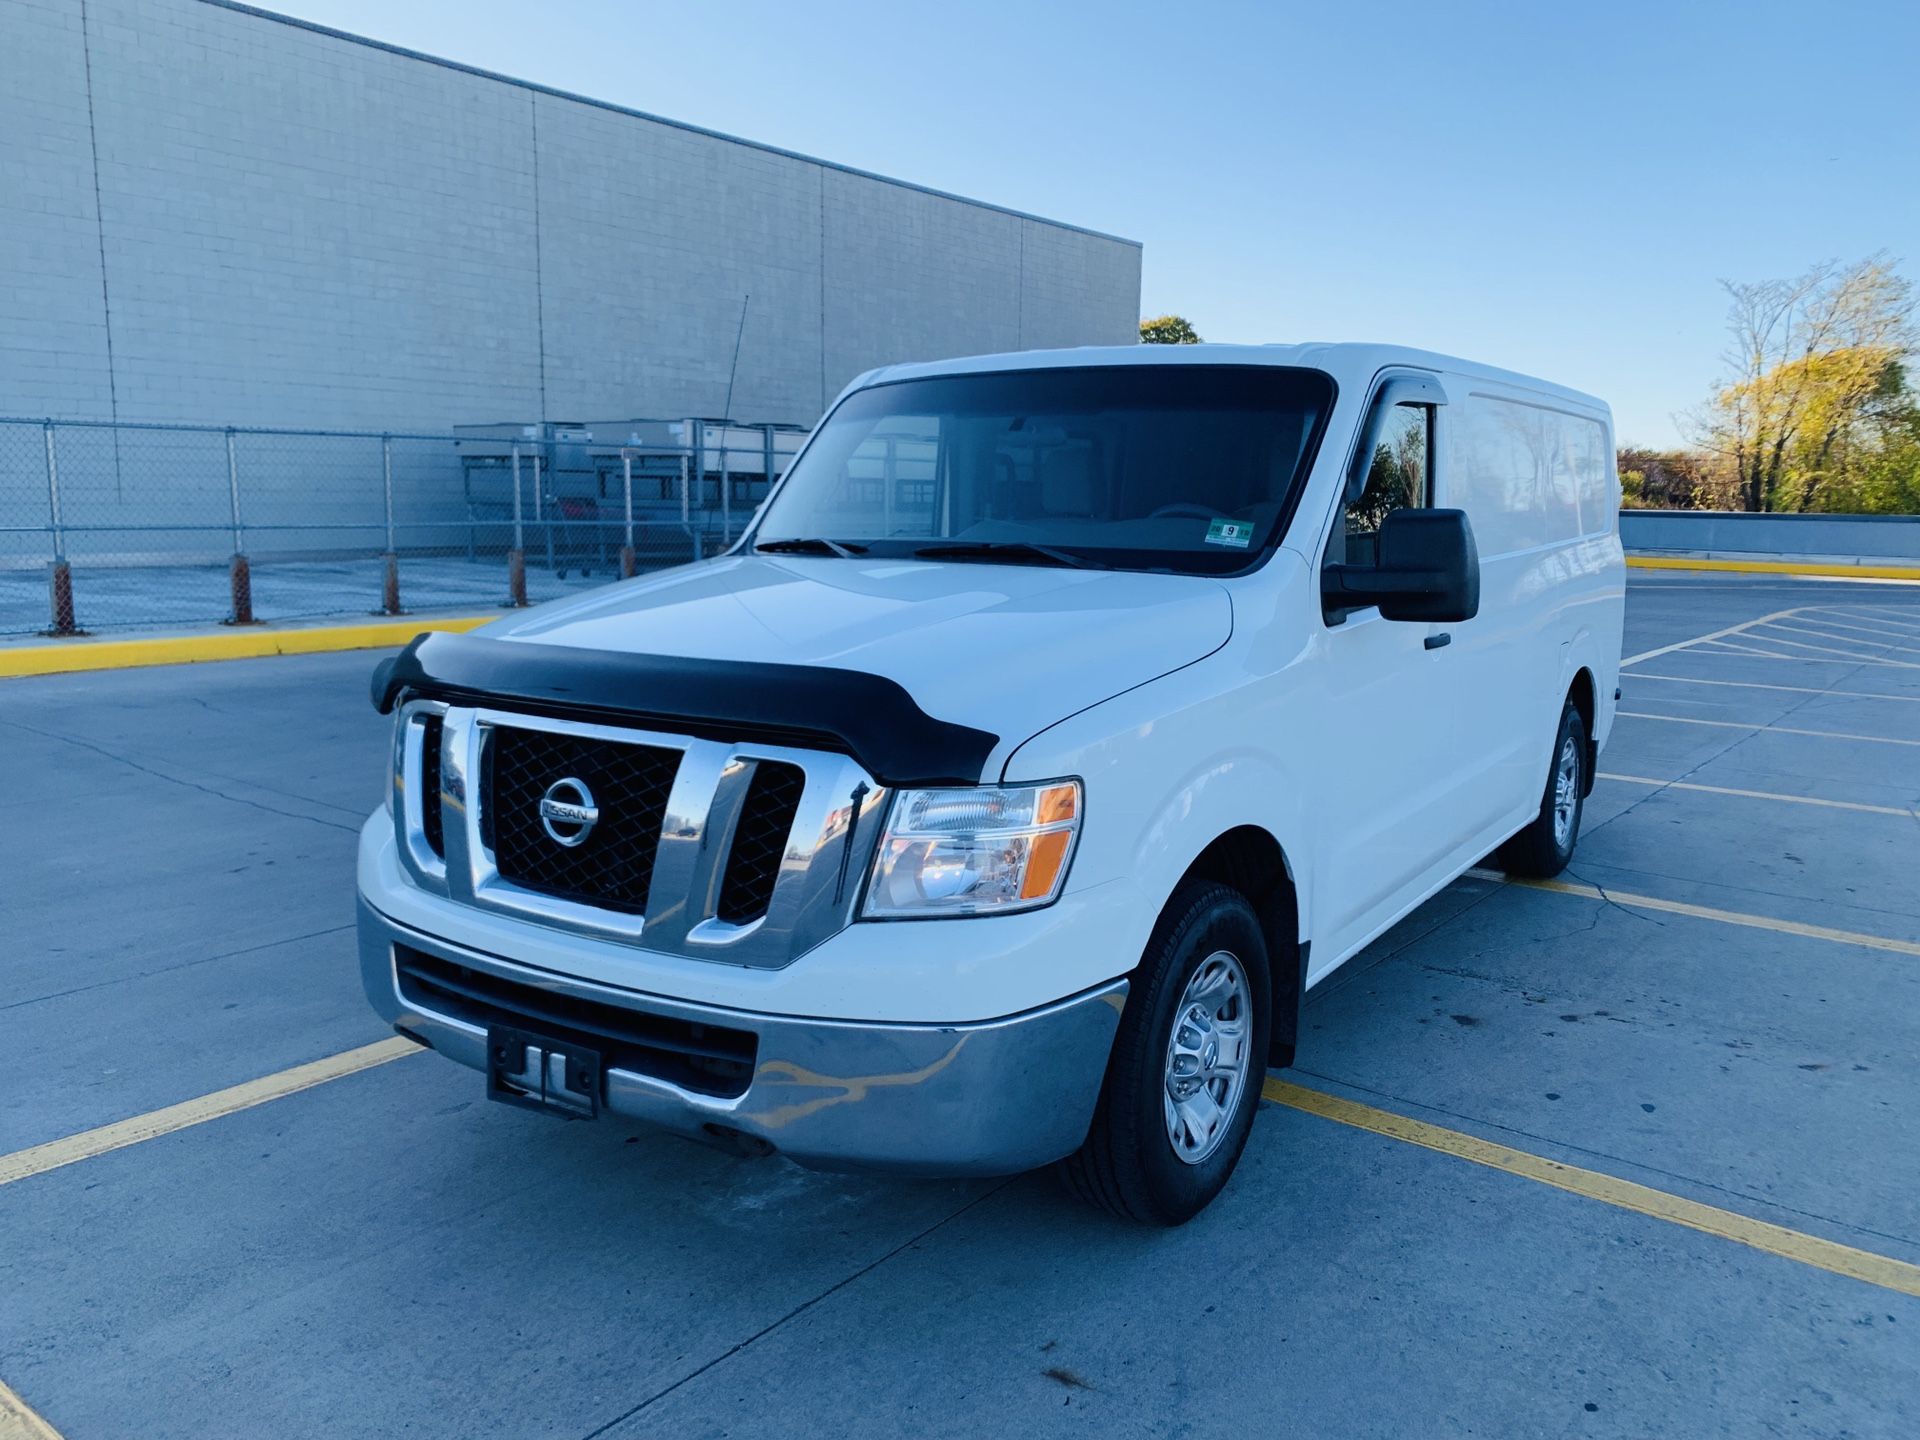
(1596, 771), (1920, 819)
(0, 1382), (63, 1440)
(1618, 710), (1920, 747)
(0, 615), (492, 679)
(0, 1037), (421, 1188)
(1262, 1078), (1920, 1298)
(1462, 868), (1920, 958)
(1628, 673), (1920, 703)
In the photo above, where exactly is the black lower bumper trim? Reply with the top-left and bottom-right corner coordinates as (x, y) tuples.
(395, 944), (757, 1098)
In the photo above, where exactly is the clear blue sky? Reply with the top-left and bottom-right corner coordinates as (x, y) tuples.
(271, 0), (1918, 446)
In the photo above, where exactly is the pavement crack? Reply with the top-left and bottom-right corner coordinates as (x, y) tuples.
(1562, 867), (1669, 929)
(0, 924), (356, 1012)
(1581, 733), (1746, 840)
(0, 716), (359, 834)
(576, 1179), (1016, 1438)
(1310, 880), (1507, 1002)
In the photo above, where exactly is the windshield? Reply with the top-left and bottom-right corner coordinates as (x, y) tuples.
(751, 365), (1335, 575)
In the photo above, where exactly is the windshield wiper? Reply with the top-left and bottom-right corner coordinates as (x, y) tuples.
(909, 540), (1092, 569)
(753, 537), (867, 558)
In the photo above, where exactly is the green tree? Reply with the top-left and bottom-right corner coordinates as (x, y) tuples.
(1140, 314), (1202, 345)
(1809, 365), (1920, 513)
(1688, 255), (1915, 512)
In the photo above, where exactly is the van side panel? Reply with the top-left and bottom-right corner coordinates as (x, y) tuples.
(1440, 386), (1625, 840)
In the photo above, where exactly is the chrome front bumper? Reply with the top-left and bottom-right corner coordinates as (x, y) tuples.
(358, 900), (1127, 1176)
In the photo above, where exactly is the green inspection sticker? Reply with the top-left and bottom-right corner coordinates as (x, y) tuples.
(1204, 518), (1252, 549)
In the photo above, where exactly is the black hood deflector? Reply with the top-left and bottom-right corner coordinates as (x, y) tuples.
(370, 630), (998, 788)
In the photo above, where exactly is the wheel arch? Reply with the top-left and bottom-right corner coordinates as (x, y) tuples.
(1169, 825), (1306, 1071)
(1566, 665), (1598, 796)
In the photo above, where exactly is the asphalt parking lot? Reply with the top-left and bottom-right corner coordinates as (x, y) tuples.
(4, 571), (1918, 1439)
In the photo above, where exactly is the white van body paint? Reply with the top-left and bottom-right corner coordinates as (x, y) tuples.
(356, 340), (1625, 1175)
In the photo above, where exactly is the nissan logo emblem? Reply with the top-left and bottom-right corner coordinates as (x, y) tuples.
(538, 776), (599, 847)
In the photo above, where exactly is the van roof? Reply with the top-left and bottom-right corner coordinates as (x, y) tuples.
(855, 342), (1611, 419)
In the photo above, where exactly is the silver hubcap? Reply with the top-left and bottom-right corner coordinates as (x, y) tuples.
(1552, 734), (1580, 847)
(1162, 950), (1252, 1165)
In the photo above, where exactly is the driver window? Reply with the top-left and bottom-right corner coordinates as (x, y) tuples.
(1339, 401), (1432, 566)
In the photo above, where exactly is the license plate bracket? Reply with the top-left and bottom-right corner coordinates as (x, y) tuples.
(486, 1026), (602, 1119)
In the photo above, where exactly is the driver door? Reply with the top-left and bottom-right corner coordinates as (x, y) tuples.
(1304, 383), (1467, 967)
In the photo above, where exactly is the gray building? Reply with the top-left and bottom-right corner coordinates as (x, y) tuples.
(0, 0), (1142, 433)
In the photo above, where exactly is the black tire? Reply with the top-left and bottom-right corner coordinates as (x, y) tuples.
(1060, 881), (1271, 1226)
(1497, 697), (1589, 878)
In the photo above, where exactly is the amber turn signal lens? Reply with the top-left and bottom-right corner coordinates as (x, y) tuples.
(1036, 783), (1078, 825)
(1019, 828), (1074, 900)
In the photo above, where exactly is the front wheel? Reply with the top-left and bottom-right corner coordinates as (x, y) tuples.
(1060, 882), (1271, 1225)
(1497, 697), (1589, 878)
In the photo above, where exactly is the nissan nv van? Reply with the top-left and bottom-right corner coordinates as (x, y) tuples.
(360, 343), (1625, 1223)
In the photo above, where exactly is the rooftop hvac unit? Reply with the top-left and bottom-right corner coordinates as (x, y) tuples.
(581, 418), (810, 532)
(452, 419), (812, 576)
(452, 422), (606, 578)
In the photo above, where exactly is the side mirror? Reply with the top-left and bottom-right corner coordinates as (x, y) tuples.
(1322, 508), (1480, 623)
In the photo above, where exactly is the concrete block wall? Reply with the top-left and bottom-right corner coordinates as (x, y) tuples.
(0, 0), (117, 420)
(0, 0), (1143, 437)
(1619, 510), (1920, 563)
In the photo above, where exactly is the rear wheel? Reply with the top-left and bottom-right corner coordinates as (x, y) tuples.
(1497, 697), (1588, 878)
(1060, 881), (1271, 1225)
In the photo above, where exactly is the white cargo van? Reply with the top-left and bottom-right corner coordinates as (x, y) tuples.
(360, 343), (1624, 1223)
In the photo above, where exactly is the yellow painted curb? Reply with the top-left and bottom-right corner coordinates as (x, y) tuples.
(0, 614), (493, 678)
(1627, 554), (1920, 581)
(0, 1379), (64, 1440)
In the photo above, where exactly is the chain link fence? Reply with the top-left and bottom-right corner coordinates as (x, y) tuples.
(0, 417), (805, 635)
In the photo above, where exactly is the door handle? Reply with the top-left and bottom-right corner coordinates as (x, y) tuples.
(1424, 632), (1452, 651)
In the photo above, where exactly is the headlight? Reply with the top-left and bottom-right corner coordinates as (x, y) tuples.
(863, 780), (1081, 918)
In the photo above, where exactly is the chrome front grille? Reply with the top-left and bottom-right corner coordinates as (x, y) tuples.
(418, 713), (445, 860)
(481, 726), (679, 915)
(391, 701), (886, 969)
(716, 761), (806, 924)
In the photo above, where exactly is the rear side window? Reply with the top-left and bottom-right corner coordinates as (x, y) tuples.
(1451, 395), (1612, 556)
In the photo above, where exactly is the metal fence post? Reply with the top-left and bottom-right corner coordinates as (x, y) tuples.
(533, 448), (554, 574)
(43, 420), (78, 635)
(620, 452), (636, 579)
(223, 427), (254, 624)
(506, 443), (528, 606)
(380, 433), (402, 615)
(720, 439), (731, 544)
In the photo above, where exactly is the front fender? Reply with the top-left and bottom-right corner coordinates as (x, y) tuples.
(1004, 663), (1315, 956)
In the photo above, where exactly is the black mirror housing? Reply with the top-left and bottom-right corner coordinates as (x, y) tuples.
(1322, 508), (1480, 623)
